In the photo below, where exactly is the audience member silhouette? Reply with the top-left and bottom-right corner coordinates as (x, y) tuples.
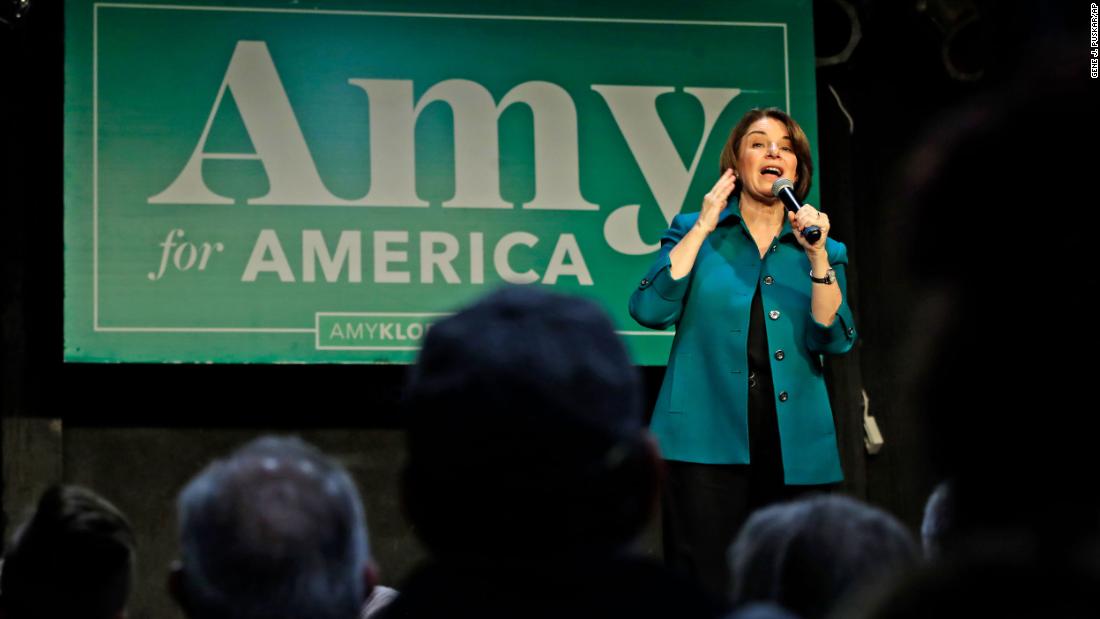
(729, 495), (918, 619)
(918, 482), (954, 559)
(170, 436), (380, 619)
(839, 27), (1100, 619)
(381, 286), (726, 619)
(0, 485), (135, 619)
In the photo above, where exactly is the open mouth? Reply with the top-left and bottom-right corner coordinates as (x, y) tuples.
(760, 166), (783, 178)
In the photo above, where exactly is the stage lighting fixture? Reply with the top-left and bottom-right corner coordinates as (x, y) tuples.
(1, 0), (31, 28)
(916, 0), (985, 81)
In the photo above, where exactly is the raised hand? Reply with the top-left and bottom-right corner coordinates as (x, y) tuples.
(696, 168), (737, 234)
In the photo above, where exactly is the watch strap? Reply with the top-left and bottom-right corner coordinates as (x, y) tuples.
(809, 268), (835, 284)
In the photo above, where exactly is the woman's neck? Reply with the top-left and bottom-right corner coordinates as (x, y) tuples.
(739, 191), (785, 230)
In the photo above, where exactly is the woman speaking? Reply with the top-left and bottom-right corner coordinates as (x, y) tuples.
(629, 108), (857, 596)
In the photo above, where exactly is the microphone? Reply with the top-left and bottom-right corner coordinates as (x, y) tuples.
(771, 178), (821, 244)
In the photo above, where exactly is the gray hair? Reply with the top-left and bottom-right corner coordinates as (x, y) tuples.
(176, 436), (370, 619)
(730, 495), (919, 619)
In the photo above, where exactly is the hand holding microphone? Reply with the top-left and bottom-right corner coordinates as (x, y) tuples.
(771, 178), (823, 246)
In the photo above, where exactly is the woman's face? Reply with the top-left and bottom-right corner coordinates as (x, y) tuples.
(736, 116), (798, 204)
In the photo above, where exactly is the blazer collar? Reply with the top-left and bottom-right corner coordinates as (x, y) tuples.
(718, 198), (798, 241)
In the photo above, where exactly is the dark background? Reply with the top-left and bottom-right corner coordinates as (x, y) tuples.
(1, 1), (1092, 616)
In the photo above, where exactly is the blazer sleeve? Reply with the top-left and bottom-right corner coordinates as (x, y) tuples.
(804, 239), (858, 355)
(628, 215), (693, 330)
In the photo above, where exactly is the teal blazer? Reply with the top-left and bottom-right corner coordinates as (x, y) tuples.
(629, 202), (856, 485)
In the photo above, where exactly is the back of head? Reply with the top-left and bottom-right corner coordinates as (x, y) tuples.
(727, 602), (802, 619)
(403, 286), (653, 560)
(175, 436), (370, 619)
(919, 482), (954, 559)
(0, 485), (135, 619)
(846, 546), (1100, 619)
(888, 63), (1099, 546)
(731, 495), (919, 619)
(729, 501), (812, 607)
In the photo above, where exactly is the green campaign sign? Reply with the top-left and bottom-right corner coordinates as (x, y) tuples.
(64, 0), (819, 363)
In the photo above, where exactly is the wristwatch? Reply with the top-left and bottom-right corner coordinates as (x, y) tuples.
(809, 268), (835, 285)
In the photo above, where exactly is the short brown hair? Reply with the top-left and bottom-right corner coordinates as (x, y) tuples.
(719, 107), (814, 202)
